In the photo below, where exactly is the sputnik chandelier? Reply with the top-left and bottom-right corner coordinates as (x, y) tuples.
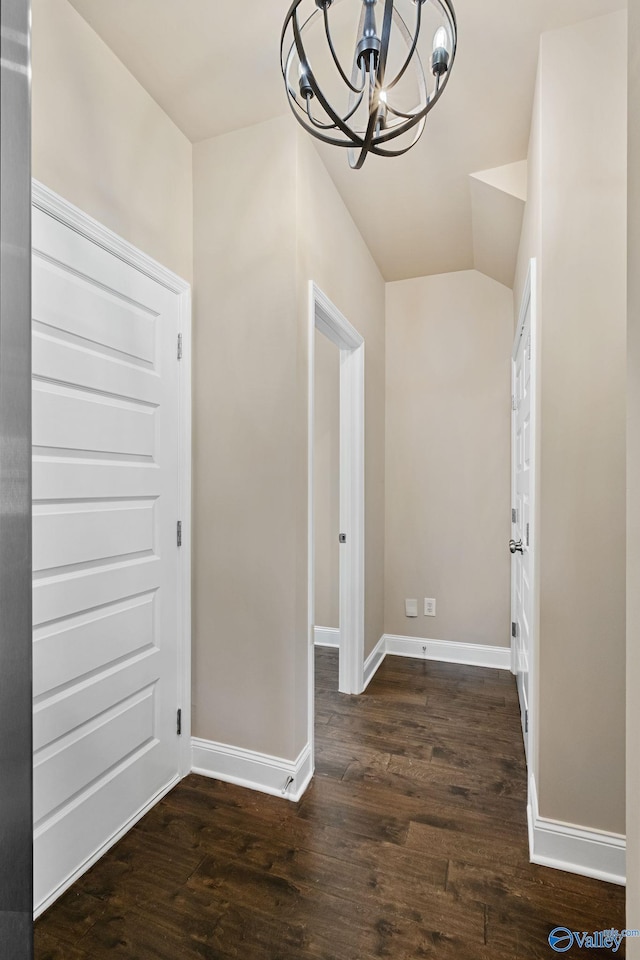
(280, 0), (457, 169)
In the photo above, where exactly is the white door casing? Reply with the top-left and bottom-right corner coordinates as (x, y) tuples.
(31, 183), (191, 916)
(308, 282), (365, 747)
(511, 260), (537, 762)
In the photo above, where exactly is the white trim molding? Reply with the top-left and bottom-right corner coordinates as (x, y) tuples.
(363, 635), (387, 690)
(360, 635), (512, 691)
(314, 626), (340, 648)
(384, 635), (512, 671)
(31, 180), (189, 295)
(308, 281), (365, 705)
(527, 775), (626, 886)
(191, 739), (313, 804)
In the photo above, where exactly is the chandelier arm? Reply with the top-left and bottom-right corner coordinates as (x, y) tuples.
(369, 53), (454, 146)
(346, 5), (373, 169)
(322, 5), (367, 95)
(368, 117), (427, 156)
(292, 8), (367, 149)
(385, 0), (422, 92)
(372, 0), (457, 143)
(376, 0), (395, 90)
(282, 8), (322, 112)
(373, 84), (446, 142)
(386, 94), (434, 121)
(285, 97), (370, 149)
(280, 0), (308, 77)
(381, 6), (428, 122)
(305, 82), (367, 129)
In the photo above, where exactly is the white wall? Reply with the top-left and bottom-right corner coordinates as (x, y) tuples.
(192, 120), (386, 762)
(32, 0), (192, 283)
(297, 134), (386, 663)
(516, 11), (627, 835)
(192, 117), (303, 759)
(385, 270), (513, 647)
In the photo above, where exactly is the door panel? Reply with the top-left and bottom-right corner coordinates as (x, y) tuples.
(512, 313), (532, 755)
(32, 204), (182, 912)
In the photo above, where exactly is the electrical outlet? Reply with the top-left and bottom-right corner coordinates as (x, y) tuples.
(405, 599), (418, 618)
(424, 598), (436, 617)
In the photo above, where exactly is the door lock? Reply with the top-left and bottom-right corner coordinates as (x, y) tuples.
(509, 539), (524, 555)
(339, 533), (347, 544)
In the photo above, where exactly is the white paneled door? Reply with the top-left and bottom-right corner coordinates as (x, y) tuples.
(511, 277), (534, 760)
(32, 198), (187, 913)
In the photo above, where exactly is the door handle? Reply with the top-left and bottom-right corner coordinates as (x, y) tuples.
(509, 539), (524, 555)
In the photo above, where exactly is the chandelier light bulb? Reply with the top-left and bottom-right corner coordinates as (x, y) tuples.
(281, 0), (458, 169)
(433, 26), (448, 53)
(431, 25), (450, 75)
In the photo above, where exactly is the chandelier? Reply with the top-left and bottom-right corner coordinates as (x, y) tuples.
(280, 0), (457, 169)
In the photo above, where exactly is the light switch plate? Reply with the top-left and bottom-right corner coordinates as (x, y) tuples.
(405, 599), (418, 618)
(424, 598), (436, 617)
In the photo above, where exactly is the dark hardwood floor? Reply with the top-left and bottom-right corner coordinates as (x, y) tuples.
(35, 648), (625, 959)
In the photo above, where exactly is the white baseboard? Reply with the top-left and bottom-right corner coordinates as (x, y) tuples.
(191, 738), (313, 804)
(383, 634), (512, 671)
(528, 774), (626, 886)
(363, 635), (387, 690)
(314, 626), (340, 648)
(360, 634), (511, 693)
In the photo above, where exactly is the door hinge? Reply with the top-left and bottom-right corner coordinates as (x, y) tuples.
(512, 508), (517, 524)
(177, 708), (182, 736)
(526, 522), (530, 547)
(525, 709), (529, 735)
(512, 395), (517, 411)
(511, 621), (518, 639)
(177, 521), (182, 547)
(177, 333), (183, 360)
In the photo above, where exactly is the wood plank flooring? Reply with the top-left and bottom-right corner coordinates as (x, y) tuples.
(35, 648), (626, 959)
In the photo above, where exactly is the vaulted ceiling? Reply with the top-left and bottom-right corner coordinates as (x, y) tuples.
(68, 0), (627, 283)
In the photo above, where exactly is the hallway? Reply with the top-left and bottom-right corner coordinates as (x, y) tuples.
(35, 649), (625, 959)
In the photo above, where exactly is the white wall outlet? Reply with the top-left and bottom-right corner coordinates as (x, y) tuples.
(424, 598), (436, 617)
(405, 599), (418, 618)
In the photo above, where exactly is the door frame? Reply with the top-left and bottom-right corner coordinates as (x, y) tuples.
(511, 257), (538, 778)
(31, 180), (193, 779)
(307, 281), (365, 748)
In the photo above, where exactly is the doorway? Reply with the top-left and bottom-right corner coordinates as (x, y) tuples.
(307, 283), (365, 757)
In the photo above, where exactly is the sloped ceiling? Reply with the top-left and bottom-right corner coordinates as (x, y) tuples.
(68, 0), (627, 284)
(470, 161), (527, 289)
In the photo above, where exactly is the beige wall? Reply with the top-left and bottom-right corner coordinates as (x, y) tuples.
(297, 134), (386, 662)
(192, 117), (304, 759)
(628, 2), (640, 942)
(313, 329), (340, 629)
(32, 0), (193, 283)
(516, 11), (627, 835)
(192, 120), (385, 760)
(513, 64), (541, 321)
(385, 270), (513, 646)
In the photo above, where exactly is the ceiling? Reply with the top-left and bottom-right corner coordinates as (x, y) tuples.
(68, 0), (627, 283)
